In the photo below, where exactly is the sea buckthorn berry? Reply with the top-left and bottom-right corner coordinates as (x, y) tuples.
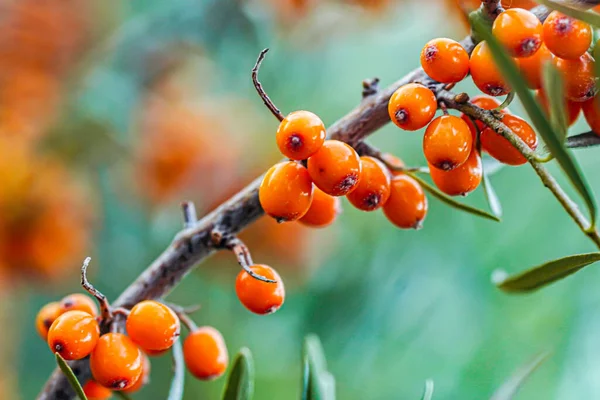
(492, 8), (542, 58)
(47, 310), (100, 360)
(460, 96), (502, 141)
(36, 302), (61, 340)
(259, 161), (314, 222)
(123, 354), (151, 393)
(382, 174), (428, 229)
(346, 156), (391, 211)
(90, 333), (143, 391)
(388, 83), (437, 131)
(420, 38), (469, 83)
(183, 326), (228, 380)
(470, 41), (511, 96)
(307, 140), (361, 196)
(553, 52), (596, 102)
(59, 293), (99, 317)
(543, 11), (592, 60)
(582, 95), (600, 134)
(299, 187), (341, 227)
(429, 150), (482, 196)
(126, 300), (180, 352)
(235, 264), (285, 315)
(276, 110), (326, 160)
(83, 380), (112, 400)
(481, 114), (538, 165)
(423, 115), (473, 171)
(537, 89), (581, 127)
(517, 43), (551, 89)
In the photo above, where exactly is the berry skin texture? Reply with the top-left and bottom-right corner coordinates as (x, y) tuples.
(382, 174), (428, 229)
(423, 115), (473, 171)
(83, 380), (112, 400)
(299, 186), (341, 227)
(517, 43), (551, 90)
(461, 96), (502, 141)
(420, 38), (469, 83)
(59, 293), (99, 317)
(307, 140), (362, 196)
(276, 110), (326, 160)
(123, 354), (151, 393)
(537, 89), (581, 127)
(259, 161), (314, 222)
(126, 300), (181, 352)
(470, 41), (511, 96)
(543, 11), (592, 60)
(553, 52), (596, 102)
(481, 114), (538, 165)
(346, 156), (391, 211)
(235, 264), (285, 315)
(582, 95), (600, 134)
(47, 310), (100, 361)
(388, 83), (437, 131)
(492, 8), (542, 58)
(90, 333), (143, 391)
(429, 150), (482, 196)
(183, 326), (229, 380)
(36, 301), (61, 340)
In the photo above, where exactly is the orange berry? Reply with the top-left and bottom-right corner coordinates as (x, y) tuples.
(582, 95), (600, 134)
(259, 161), (314, 222)
(183, 326), (228, 380)
(470, 41), (511, 96)
(299, 187), (341, 227)
(90, 333), (143, 391)
(47, 310), (100, 361)
(388, 83), (437, 131)
(517, 43), (552, 89)
(481, 114), (538, 165)
(382, 174), (428, 229)
(461, 96), (502, 141)
(83, 380), (112, 400)
(59, 293), (99, 317)
(346, 156), (391, 211)
(276, 110), (326, 160)
(36, 301), (61, 340)
(235, 264), (285, 315)
(423, 115), (473, 171)
(307, 140), (362, 196)
(123, 354), (151, 393)
(492, 8), (542, 58)
(420, 38), (470, 83)
(126, 301), (180, 352)
(553, 52), (596, 102)
(429, 150), (482, 196)
(537, 89), (581, 127)
(543, 11), (592, 60)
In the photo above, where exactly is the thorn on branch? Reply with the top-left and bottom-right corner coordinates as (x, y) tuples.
(181, 201), (197, 229)
(252, 48), (285, 122)
(454, 92), (470, 104)
(362, 77), (380, 99)
(80, 257), (112, 322)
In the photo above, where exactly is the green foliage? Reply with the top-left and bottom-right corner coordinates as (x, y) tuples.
(222, 348), (255, 400)
(542, 62), (568, 142)
(420, 380), (434, 400)
(55, 353), (88, 400)
(302, 335), (335, 400)
(535, 0), (600, 28)
(168, 340), (185, 400)
(489, 352), (549, 400)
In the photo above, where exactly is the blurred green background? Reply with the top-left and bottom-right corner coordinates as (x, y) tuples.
(3, 0), (600, 399)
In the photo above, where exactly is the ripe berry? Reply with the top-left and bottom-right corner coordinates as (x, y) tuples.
(276, 110), (326, 160)
(307, 140), (362, 196)
(259, 161), (314, 222)
(183, 326), (228, 380)
(429, 150), (482, 196)
(582, 95), (600, 134)
(470, 41), (511, 96)
(123, 354), (151, 393)
(517, 43), (551, 89)
(47, 310), (100, 360)
(481, 114), (538, 165)
(492, 8), (542, 58)
(420, 38), (469, 83)
(36, 301), (61, 340)
(59, 293), (99, 317)
(235, 264), (285, 315)
(90, 333), (143, 391)
(537, 89), (581, 127)
(382, 174), (428, 229)
(299, 187), (341, 227)
(543, 11), (592, 60)
(388, 83), (437, 131)
(83, 380), (112, 400)
(553, 52), (596, 102)
(346, 156), (391, 211)
(126, 300), (180, 352)
(461, 96), (502, 141)
(423, 115), (473, 171)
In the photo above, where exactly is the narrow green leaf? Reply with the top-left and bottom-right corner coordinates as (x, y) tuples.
(482, 157), (505, 176)
(55, 353), (88, 400)
(303, 335), (335, 400)
(408, 173), (501, 222)
(535, 0), (600, 28)
(493, 252), (600, 293)
(420, 379), (434, 400)
(542, 61), (568, 142)
(594, 40), (600, 79)
(471, 17), (597, 227)
(490, 352), (550, 400)
(482, 170), (503, 218)
(168, 340), (185, 400)
(222, 348), (255, 400)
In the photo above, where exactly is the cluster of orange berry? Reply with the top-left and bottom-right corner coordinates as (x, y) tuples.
(36, 293), (229, 397)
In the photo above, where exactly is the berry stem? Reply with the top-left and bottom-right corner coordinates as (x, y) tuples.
(494, 92), (515, 112)
(80, 257), (113, 322)
(252, 48), (285, 122)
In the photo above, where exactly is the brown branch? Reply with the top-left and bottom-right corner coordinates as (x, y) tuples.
(252, 48), (285, 122)
(181, 201), (197, 229)
(80, 257), (112, 322)
(565, 132), (600, 149)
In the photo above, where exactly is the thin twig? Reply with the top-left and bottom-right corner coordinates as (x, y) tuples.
(252, 48), (285, 122)
(181, 201), (197, 229)
(362, 77), (380, 98)
(565, 131), (600, 149)
(80, 257), (112, 321)
(481, 0), (504, 20)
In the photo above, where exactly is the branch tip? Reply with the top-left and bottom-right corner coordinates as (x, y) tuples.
(252, 48), (285, 122)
